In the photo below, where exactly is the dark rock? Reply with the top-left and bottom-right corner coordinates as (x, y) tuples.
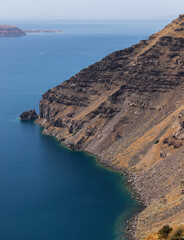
(160, 150), (166, 158)
(163, 138), (169, 144)
(174, 142), (182, 148)
(20, 109), (38, 120)
(159, 36), (173, 46)
(68, 125), (73, 134)
(67, 113), (74, 117)
(175, 28), (184, 32)
(167, 53), (179, 58)
(115, 134), (121, 141)
(51, 118), (64, 127)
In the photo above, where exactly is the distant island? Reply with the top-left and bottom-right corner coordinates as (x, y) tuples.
(0, 25), (63, 37)
(0, 25), (26, 37)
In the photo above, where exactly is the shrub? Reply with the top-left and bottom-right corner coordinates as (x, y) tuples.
(154, 139), (160, 144)
(170, 228), (184, 240)
(72, 129), (79, 136)
(159, 225), (172, 239)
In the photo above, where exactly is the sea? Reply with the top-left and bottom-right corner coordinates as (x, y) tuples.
(0, 19), (169, 240)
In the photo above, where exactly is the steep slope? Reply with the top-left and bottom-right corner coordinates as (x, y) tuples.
(36, 15), (184, 239)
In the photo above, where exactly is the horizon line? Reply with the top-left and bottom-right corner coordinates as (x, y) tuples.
(0, 17), (176, 21)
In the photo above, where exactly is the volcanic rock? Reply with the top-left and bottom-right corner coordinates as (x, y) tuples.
(35, 15), (184, 240)
(20, 109), (38, 120)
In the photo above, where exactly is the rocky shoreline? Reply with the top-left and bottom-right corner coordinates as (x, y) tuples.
(22, 15), (184, 240)
(88, 155), (147, 240)
(126, 214), (142, 240)
(89, 156), (146, 240)
(34, 120), (146, 240)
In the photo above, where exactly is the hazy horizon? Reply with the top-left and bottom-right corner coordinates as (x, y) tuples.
(0, 0), (184, 20)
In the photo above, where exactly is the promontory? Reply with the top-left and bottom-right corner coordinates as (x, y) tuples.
(34, 15), (184, 240)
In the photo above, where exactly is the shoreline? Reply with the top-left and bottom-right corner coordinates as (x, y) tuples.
(24, 15), (184, 239)
(92, 156), (146, 240)
(37, 121), (145, 240)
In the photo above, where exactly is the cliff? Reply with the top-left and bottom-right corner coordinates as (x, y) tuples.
(36, 15), (184, 239)
(0, 25), (26, 37)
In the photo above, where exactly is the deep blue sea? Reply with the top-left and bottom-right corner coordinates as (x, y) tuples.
(0, 20), (168, 240)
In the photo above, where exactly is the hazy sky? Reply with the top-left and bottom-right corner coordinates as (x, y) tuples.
(0, 0), (184, 20)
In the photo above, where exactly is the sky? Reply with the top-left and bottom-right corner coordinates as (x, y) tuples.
(0, 0), (184, 20)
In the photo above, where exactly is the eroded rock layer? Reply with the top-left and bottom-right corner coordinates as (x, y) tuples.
(36, 15), (184, 239)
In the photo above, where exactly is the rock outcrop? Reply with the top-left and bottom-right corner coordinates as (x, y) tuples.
(36, 15), (184, 239)
(0, 25), (26, 37)
(20, 109), (38, 120)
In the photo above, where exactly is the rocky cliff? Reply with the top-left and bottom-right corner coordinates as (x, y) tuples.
(36, 15), (184, 239)
(0, 25), (25, 37)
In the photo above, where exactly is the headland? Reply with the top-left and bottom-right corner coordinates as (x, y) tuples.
(22, 15), (184, 240)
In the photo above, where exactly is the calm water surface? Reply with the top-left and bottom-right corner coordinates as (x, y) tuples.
(0, 20), (168, 240)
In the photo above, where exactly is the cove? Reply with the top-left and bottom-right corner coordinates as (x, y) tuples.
(0, 113), (140, 240)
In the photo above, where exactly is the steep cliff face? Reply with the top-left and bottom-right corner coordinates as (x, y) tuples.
(0, 25), (25, 37)
(36, 15), (184, 239)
